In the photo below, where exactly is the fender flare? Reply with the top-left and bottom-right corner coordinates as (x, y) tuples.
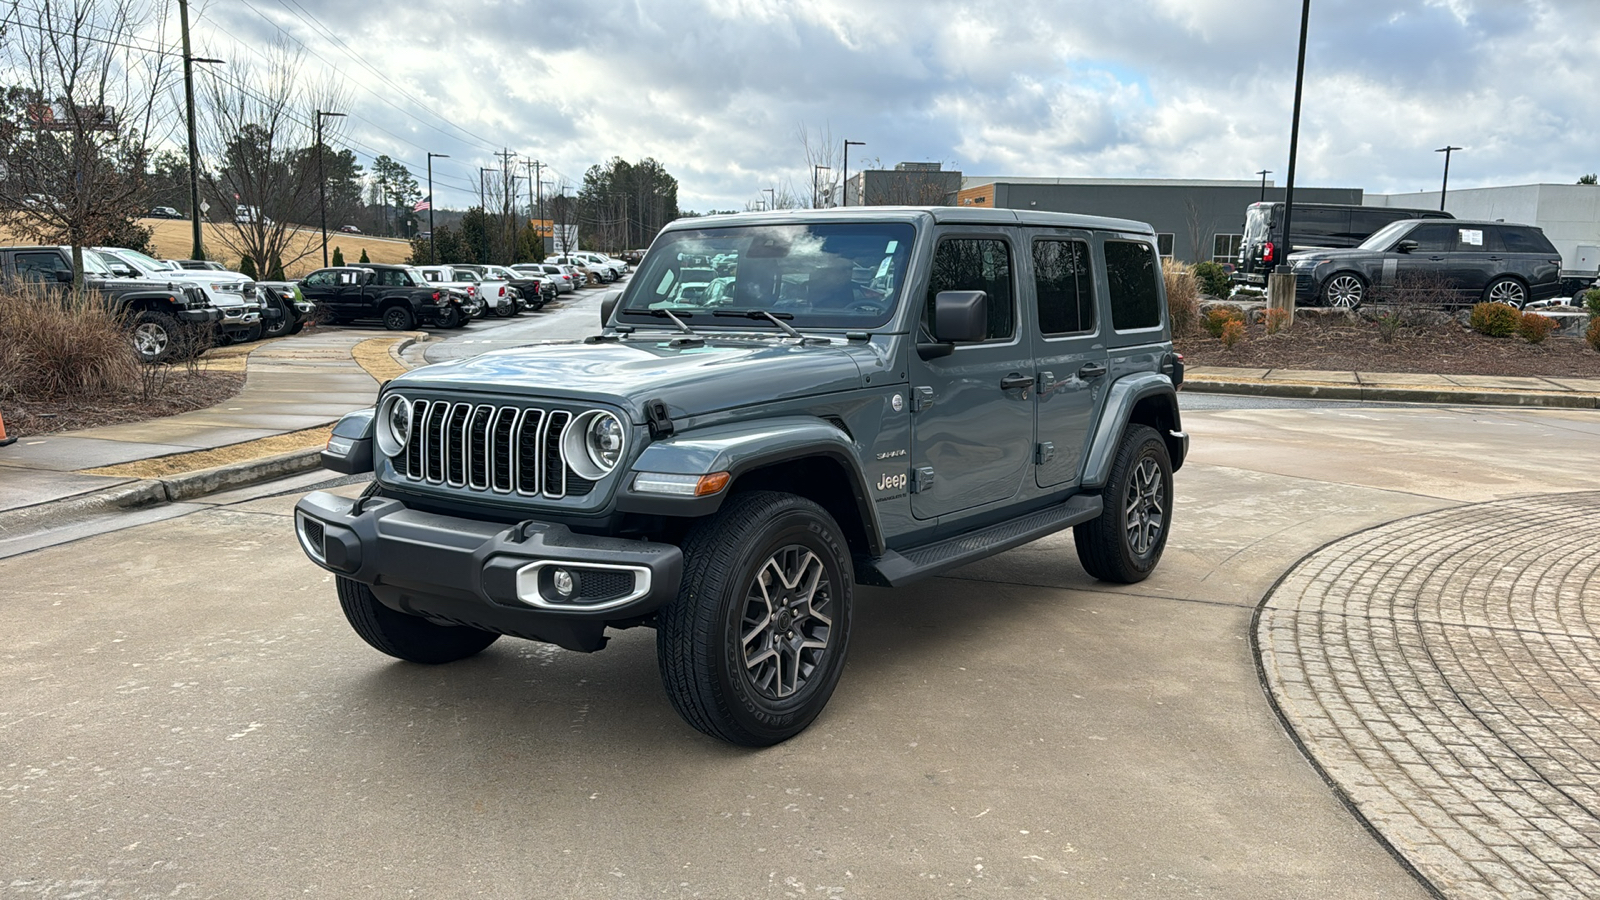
(1080, 374), (1183, 489)
(619, 415), (885, 555)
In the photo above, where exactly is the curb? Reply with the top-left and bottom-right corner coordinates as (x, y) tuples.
(1183, 378), (1600, 409)
(0, 447), (325, 532)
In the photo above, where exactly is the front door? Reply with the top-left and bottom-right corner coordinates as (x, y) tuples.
(1028, 234), (1109, 489)
(909, 233), (1034, 521)
(1390, 221), (1456, 298)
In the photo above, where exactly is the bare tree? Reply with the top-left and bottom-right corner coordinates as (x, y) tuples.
(196, 42), (345, 273)
(1184, 197), (1215, 265)
(797, 122), (841, 208)
(0, 0), (175, 285)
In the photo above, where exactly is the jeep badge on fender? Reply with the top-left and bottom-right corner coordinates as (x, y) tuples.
(294, 207), (1187, 747)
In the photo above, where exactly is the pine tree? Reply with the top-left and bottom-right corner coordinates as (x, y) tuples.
(268, 253), (285, 280)
(238, 255), (258, 279)
(332, 246), (345, 267)
(359, 248), (370, 263)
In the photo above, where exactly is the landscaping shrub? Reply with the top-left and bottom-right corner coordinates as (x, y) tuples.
(1375, 311), (1403, 344)
(331, 246), (345, 267)
(1163, 261), (1198, 337)
(1517, 312), (1557, 344)
(1193, 261), (1232, 299)
(237, 255), (257, 279)
(1585, 287), (1600, 319)
(1588, 317), (1600, 352)
(359, 248), (370, 264)
(1203, 306), (1243, 338)
(268, 253), (285, 280)
(0, 286), (138, 400)
(1468, 302), (1519, 338)
(1220, 319), (1245, 349)
(1265, 307), (1292, 335)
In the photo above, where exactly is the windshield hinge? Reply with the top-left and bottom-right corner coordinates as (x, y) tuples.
(646, 400), (675, 440)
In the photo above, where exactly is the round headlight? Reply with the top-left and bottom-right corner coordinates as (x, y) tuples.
(375, 394), (412, 457)
(585, 412), (624, 472)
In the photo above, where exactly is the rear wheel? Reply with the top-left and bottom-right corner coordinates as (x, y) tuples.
(1075, 424), (1173, 584)
(336, 576), (499, 663)
(657, 491), (853, 746)
(382, 305), (415, 331)
(1484, 277), (1526, 309)
(435, 304), (463, 329)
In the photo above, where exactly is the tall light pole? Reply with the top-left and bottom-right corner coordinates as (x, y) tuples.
(479, 167), (494, 262)
(426, 152), (448, 264)
(1257, 169), (1272, 202)
(1277, 0), (1311, 268)
(813, 165), (830, 208)
(1436, 146), (1462, 211)
(176, 0), (221, 261)
(843, 140), (865, 207)
(315, 109), (345, 267)
(764, 187), (776, 211)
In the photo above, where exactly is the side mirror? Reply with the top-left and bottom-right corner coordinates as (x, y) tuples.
(1395, 240), (1419, 254)
(599, 289), (622, 326)
(931, 290), (988, 343)
(54, 269), (74, 283)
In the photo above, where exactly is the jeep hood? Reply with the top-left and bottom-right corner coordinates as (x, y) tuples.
(390, 338), (878, 421)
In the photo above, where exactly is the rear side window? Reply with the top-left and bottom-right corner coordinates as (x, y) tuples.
(1292, 207), (1350, 238)
(926, 237), (1014, 341)
(1032, 238), (1095, 335)
(1104, 241), (1162, 331)
(1497, 227), (1556, 254)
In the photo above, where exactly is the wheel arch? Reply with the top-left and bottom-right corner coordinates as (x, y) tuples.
(1321, 270), (1367, 306)
(1081, 375), (1185, 489)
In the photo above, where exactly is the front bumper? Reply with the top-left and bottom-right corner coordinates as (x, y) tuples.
(293, 490), (684, 652)
(179, 307), (221, 324)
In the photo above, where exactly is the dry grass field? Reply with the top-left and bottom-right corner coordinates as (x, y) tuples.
(138, 218), (415, 277)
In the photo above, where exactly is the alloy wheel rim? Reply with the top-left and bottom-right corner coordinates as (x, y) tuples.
(133, 323), (168, 357)
(1328, 276), (1362, 308)
(740, 544), (833, 700)
(1124, 457), (1166, 556)
(1490, 281), (1525, 307)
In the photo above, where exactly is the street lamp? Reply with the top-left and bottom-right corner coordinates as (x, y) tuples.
(1257, 169), (1272, 202)
(426, 152), (448, 264)
(1436, 146), (1462, 211)
(764, 187), (776, 211)
(843, 140), (865, 207)
(813, 165), (830, 208)
(315, 109), (346, 267)
(1276, 0), (1311, 270)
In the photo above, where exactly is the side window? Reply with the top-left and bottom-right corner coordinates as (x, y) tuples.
(1155, 233), (1175, 259)
(1032, 238), (1095, 336)
(1497, 227), (1554, 254)
(1406, 224), (1456, 252)
(1293, 207), (1350, 238)
(14, 252), (69, 282)
(1104, 240), (1162, 332)
(925, 237), (1014, 341)
(1455, 227), (1487, 251)
(303, 271), (333, 286)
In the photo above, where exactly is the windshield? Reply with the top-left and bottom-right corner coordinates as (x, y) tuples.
(404, 267), (429, 285)
(84, 251), (117, 276)
(619, 222), (914, 330)
(1359, 220), (1414, 250)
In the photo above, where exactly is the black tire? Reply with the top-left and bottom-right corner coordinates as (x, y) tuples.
(262, 298), (292, 338)
(336, 576), (499, 664)
(1320, 272), (1365, 309)
(382, 305), (415, 331)
(657, 491), (853, 747)
(1484, 276), (1527, 310)
(129, 309), (178, 363)
(494, 299), (516, 318)
(287, 319), (305, 335)
(1074, 424), (1173, 584)
(238, 321), (264, 343)
(435, 304), (463, 329)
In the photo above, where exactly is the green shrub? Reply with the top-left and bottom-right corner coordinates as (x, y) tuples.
(1163, 261), (1198, 337)
(1584, 287), (1600, 318)
(1469, 302), (1519, 338)
(268, 253), (285, 281)
(331, 246), (345, 267)
(1203, 307), (1243, 338)
(1193, 261), (1232, 298)
(359, 248), (370, 264)
(1517, 312), (1557, 344)
(237, 255), (257, 279)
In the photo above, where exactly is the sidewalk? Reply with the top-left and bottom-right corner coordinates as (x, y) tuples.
(0, 330), (415, 525)
(1186, 365), (1600, 408)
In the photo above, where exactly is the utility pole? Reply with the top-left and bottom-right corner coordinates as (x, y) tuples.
(315, 109), (345, 267)
(1436, 146), (1462, 211)
(525, 158), (543, 256)
(495, 148), (516, 260)
(843, 140), (865, 207)
(1267, 0), (1312, 330)
(427, 152), (448, 265)
(479, 167), (493, 262)
(764, 187), (776, 211)
(176, 0), (221, 261)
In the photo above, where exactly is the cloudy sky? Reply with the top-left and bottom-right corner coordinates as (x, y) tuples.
(188, 0), (1599, 212)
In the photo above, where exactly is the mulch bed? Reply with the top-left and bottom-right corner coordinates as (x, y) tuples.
(1, 369), (245, 439)
(1177, 317), (1600, 378)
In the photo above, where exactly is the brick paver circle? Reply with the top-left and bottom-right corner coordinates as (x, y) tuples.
(1256, 492), (1600, 900)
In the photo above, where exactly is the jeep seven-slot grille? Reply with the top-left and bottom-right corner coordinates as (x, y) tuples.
(399, 400), (595, 498)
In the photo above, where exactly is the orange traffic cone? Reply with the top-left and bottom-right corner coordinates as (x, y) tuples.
(0, 408), (15, 447)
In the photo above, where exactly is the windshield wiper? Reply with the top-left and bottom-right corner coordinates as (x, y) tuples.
(712, 308), (803, 339)
(645, 308), (697, 335)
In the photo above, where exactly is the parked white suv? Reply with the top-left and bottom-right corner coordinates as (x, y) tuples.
(93, 247), (261, 341)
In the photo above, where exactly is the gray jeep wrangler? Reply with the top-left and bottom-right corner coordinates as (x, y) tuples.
(295, 207), (1187, 746)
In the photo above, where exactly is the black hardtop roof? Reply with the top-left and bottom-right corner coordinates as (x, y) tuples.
(665, 205), (1155, 236)
(1395, 218), (1540, 229)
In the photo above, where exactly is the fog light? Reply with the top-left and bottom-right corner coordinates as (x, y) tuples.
(552, 568), (575, 598)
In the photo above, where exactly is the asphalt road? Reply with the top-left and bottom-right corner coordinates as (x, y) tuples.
(417, 282), (614, 364)
(8, 398), (1600, 897)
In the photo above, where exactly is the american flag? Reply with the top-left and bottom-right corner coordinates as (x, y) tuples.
(413, 196), (431, 212)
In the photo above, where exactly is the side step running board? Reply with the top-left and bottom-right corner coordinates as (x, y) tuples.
(863, 494), (1103, 587)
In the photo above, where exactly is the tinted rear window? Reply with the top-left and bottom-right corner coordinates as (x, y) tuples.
(1104, 241), (1162, 331)
(1496, 227), (1557, 254)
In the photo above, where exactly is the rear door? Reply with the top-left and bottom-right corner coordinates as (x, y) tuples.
(1443, 224), (1494, 297)
(1028, 231), (1109, 489)
(908, 231), (1034, 521)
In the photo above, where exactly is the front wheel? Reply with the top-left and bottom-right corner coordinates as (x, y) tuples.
(1074, 424), (1173, 584)
(336, 576), (499, 663)
(1321, 273), (1365, 309)
(657, 492), (853, 746)
(382, 305), (415, 331)
(262, 299), (292, 338)
(1484, 277), (1527, 310)
(129, 310), (178, 363)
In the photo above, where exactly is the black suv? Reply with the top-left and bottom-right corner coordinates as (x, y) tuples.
(1290, 219), (1564, 309)
(1235, 202), (1453, 286)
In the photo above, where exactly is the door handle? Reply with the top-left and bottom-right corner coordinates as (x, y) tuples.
(1000, 373), (1032, 391)
(1078, 362), (1108, 378)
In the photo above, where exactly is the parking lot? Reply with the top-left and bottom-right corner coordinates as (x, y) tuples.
(7, 378), (1600, 897)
